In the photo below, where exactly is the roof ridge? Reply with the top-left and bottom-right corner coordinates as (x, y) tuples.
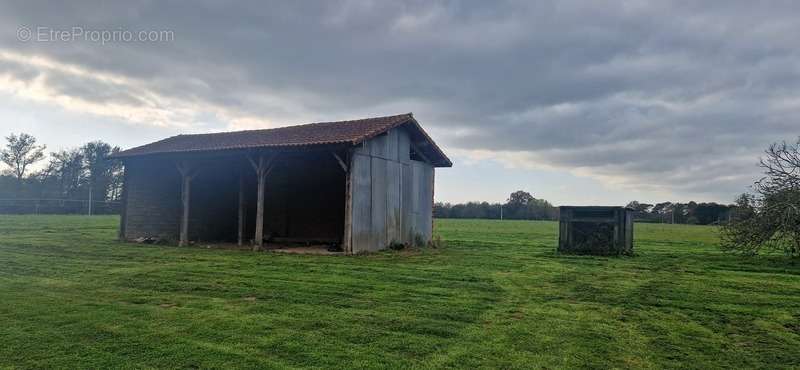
(176, 112), (413, 138)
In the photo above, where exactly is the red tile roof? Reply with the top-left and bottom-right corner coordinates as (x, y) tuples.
(113, 113), (452, 167)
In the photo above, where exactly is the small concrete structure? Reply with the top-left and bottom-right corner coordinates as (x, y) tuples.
(558, 206), (633, 255)
(112, 113), (451, 254)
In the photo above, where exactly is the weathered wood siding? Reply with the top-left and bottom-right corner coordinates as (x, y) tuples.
(350, 147), (373, 252)
(410, 161), (434, 242)
(348, 128), (435, 253)
(121, 158), (181, 241)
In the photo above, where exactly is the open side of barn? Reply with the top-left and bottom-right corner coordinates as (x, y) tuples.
(113, 113), (451, 254)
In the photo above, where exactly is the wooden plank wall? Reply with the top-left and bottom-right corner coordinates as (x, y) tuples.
(369, 151), (387, 250)
(122, 158), (182, 241)
(412, 161), (434, 242)
(350, 148), (372, 252)
(349, 128), (435, 253)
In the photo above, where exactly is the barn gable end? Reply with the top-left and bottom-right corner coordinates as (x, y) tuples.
(348, 127), (435, 253)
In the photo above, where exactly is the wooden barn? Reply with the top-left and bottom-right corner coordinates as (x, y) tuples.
(112, 113), (451, 254)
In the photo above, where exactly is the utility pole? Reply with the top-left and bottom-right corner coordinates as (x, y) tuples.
(500, 204), (503, 220)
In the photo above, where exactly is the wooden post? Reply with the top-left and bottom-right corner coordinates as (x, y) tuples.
(180, 175), (191, 246)
(247, 154), (275, 251)
(118, 167), (129, 241)
(238, 173), (245, 246)
(176, 162), (198, 247)
(334, 151), (352, 254)
(255, 170), (266, 250)
(430, 168), (435, 240)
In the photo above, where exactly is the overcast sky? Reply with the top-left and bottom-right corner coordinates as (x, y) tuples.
(1, 1), (798, 205)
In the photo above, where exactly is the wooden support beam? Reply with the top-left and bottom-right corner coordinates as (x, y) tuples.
(176, 161), (198, 247)
(247, 153), (276, 174)
(430, 167), (435, 239)
(254, 168), (266, 251)
(237, 173), (245, 246)
(179, 175), (192, 247)
(247, 156), (259, 173)
(246, 153), (276, 251)
(332, 152), (348, 172)
(342, 152), (352, 254)
(118, 167), (129, 241)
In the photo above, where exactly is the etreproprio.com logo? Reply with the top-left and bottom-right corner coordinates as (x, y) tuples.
(17, 25), (174, 45)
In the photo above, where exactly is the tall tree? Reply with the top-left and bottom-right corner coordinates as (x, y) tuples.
(1, 133), (46, 182)
(722, 138), (800, 256)
(107, 147), (124, 201)
(82, 141), (119, 202)
(48, 149), (86, 198)
(626, 201), (653, 214)
(507, 190), (535, 206)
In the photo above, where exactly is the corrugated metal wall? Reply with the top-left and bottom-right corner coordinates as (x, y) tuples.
(349, 128), (434, 253)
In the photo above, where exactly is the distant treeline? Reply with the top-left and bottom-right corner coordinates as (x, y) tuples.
(2, 132), (738, 223)
(434, 190), (558, 220)
(0, 133), (122, 214)
(625, 201), (734, 225)
(433, 190), (734, 226)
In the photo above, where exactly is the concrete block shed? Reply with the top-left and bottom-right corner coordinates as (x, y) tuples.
(111, 113), (452, 254)
(558, 206), (634, 256)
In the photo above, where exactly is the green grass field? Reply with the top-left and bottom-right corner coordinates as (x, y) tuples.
(1, 216), (799, 369)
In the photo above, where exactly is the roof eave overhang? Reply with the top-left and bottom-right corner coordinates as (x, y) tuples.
(349, 116), (453, 168)
(110, 142), (353, 161)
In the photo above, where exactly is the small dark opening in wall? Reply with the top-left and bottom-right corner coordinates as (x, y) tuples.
(571, 221), (614, 254)
(410, 146), (425, 162)
(574, 208), (614, 218)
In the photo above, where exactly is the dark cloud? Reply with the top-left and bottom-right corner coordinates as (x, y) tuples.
(1, 0), (799, 201)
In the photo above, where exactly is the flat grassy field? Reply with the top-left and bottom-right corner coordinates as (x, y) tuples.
(1, 216), (799, 369)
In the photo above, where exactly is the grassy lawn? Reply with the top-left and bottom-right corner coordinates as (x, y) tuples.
(1, 216), (799, 369)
